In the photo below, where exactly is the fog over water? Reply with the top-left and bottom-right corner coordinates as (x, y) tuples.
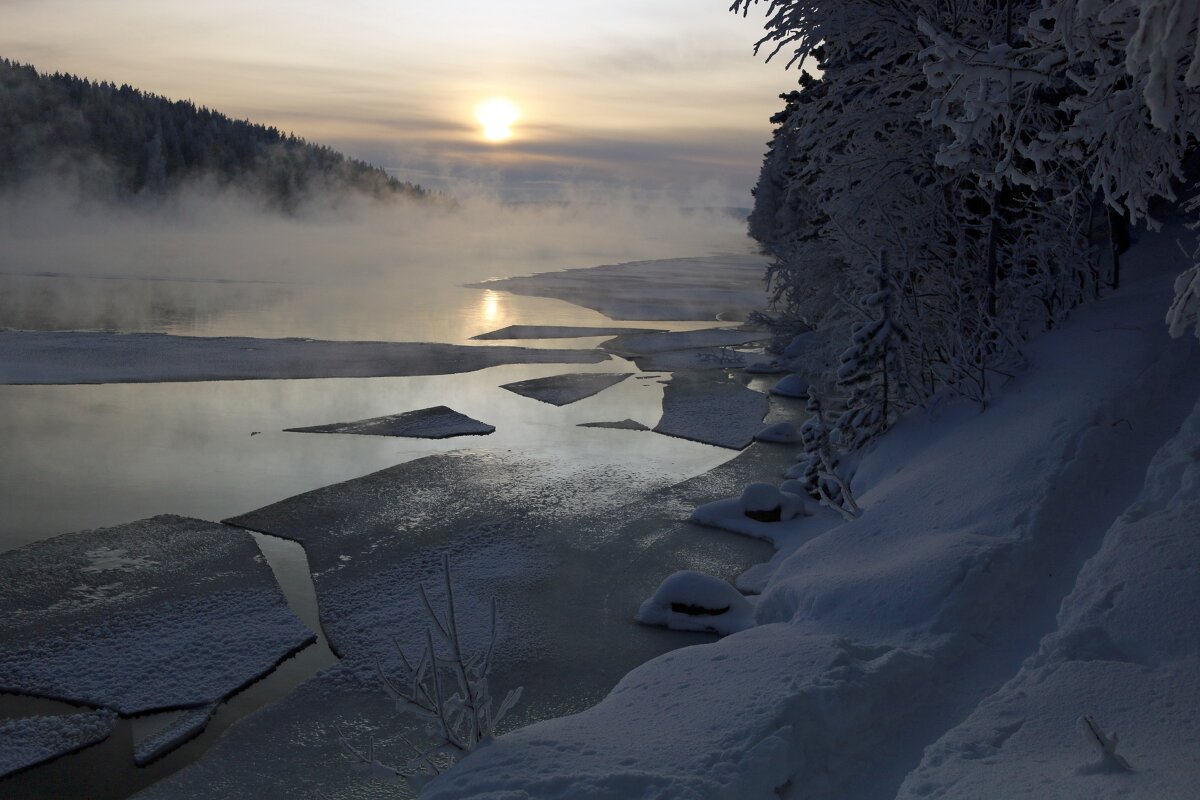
(0, 180), (757, 342)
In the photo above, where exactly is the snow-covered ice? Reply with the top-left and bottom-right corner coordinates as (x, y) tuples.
(0, 330), (608, 384)
(465, 254), (771, 321)
(653, 372), (768, 449)
(635, 570), (754, 635)
(284, 405), (494, 439)
(0, 710), (117, 779)
(0, 515), (314, 715)
(499, 372), (631, 406)
(471, 325), (663, 340)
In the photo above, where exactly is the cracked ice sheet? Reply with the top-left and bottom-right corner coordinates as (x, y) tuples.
(0, 330), (608, 385)
(653, 372), (768, 449)
(0, 515), (313, 715)
(896, 393), (1200, 800)
(137, 448), (788, 800)
(465, 254), (772, 321)
(0, 710), (117, 779)
(284, 405), (494, 438)
(499, 372), (631, 406)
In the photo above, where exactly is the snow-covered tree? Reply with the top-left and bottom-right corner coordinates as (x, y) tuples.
(797, 389), (861, 519)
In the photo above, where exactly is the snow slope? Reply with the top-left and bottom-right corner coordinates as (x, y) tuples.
(425, 237), (1200, 798)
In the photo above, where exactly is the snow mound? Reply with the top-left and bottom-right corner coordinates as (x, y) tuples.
(768, 374), (809, 398)
(0, 710), (117, 779)
(653, 373), (768, 449)
(0, 515), (314, 714)
(896, 389), (1200, 800)
(754, 421), (801, 444)
(472, 325), (664, 340)
(690, 483), (809, 544)
(635, 570), (754, 635)
(133, 703), (219, 766)
(285, 405), (494, 438)
(500, 372), (631, 406)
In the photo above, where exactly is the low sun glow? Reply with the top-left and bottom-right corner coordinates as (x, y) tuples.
(476, 98), (520, 143)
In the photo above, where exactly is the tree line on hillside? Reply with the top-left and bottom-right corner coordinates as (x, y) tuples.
(0, 59), (427, 210)
(737, 0), (1200, 460)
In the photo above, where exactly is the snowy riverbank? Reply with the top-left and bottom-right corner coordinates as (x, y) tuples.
(424, 233), (1200, 797)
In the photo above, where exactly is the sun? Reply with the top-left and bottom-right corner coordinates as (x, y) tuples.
(476, 98), (520, 143)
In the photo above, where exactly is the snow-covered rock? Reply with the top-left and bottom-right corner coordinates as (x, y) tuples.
(754, 421), (801, 444)
(635, 570), (754, 635)
(690, 483), (809, 544)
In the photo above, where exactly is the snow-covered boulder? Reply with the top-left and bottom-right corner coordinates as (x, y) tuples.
(769, 374), (809, 398)
(635, 571), (754, 635)
(691, 483), (808, 543)
(755, 421), (802, 444)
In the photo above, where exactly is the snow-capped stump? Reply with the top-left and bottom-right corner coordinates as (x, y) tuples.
(755, 421), (802, 444)
(769, 374), (810, 398)
(691, 483), (809, 544)
(635, 570), (754, 635)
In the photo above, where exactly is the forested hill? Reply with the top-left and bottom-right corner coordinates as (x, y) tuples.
(0, 59), (426, 209)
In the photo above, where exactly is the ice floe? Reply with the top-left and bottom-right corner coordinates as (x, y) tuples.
(0, 330), (608, 384)
(500, 372), (631, 406)
(284, 405), (494, 439)
(653, 373), (768, 449)
(465, 254), (771, 321)
(0, 710), (117, 779)
(577, 419), (651, 431)
(0, 515), (313, 716)
(472, 325), (663, 340)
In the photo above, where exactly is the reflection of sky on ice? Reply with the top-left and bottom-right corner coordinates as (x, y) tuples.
(0, 360), (733, 553)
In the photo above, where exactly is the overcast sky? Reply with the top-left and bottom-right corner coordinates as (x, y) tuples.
(1, 1), (798, 203)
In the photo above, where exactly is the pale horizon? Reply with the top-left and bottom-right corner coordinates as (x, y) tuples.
(1, 1), (798, 203)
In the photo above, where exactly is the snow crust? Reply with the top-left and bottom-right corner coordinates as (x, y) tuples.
(0, 710), (117, 778)
(424, 248), (1200, 799)
(465, 254), (771, 321)
(653, 372), (768, 449)
(500, 372), (631, 406)
(635, 570), (754, 635)
(0, 515), (313, 715)
(284, 405), (494, 438)
(0, 330), (608, 384)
